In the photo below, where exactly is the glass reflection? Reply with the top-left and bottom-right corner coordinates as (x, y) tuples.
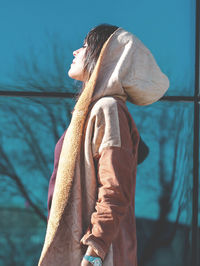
(127, 100), (193, 266)
(0, 96), (75, 265)
(0, 0), (195, 96)
(0, 97), (195, 266)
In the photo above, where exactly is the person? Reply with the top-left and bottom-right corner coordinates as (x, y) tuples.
(38, 24), (169, 266)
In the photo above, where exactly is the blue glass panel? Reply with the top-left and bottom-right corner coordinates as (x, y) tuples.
(0, 96), (75, 265)
(0, 96), (194, 266)
(0, 0), (195, 96)
(127, 101), (193, 266)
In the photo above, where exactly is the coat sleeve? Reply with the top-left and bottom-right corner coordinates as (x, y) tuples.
(80, 100), (140, 260)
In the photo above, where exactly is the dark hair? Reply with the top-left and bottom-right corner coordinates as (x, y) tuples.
(83, 24), (119, 81)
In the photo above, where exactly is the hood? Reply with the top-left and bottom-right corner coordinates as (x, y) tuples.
(92, 28), (169, 105)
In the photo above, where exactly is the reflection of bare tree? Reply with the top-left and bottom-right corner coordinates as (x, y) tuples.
(0, 208), (43, 266)
(0, 233), (16, 266)
(139, 106), (193, 266)
(2, 31), (76, 93)
(0, 34), (77, 223)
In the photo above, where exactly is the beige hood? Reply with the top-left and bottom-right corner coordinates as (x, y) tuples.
(92, 27), (169, 105)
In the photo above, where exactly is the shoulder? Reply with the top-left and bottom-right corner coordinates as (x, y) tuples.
(90, 97), (118, 114)
(89, 97), (128, 120)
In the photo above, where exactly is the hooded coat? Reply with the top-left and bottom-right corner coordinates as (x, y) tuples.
(38, 28), (169, 266)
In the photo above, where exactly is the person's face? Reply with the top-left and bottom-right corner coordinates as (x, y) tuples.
(68, 44), (88, 82)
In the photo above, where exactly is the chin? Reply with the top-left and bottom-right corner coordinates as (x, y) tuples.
(68, 69), (73, 78)
(68, 72), (83, 82)
(68, 71), (76, 80)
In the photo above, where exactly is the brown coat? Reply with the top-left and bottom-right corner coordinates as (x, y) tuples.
(47, 97), (139, 265)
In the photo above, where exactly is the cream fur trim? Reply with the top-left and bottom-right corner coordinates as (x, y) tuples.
(38, 34), (112, 265)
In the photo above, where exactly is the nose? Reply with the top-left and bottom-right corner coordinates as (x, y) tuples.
(73, 48), (81, 56)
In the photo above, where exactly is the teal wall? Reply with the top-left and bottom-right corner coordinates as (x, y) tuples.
(0, 0), (198, 265)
